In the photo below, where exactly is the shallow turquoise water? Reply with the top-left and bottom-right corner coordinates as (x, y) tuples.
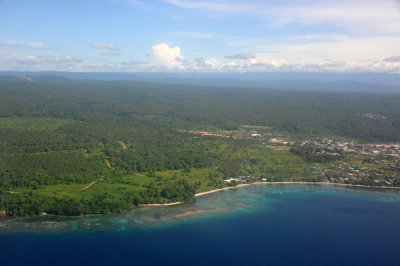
(1, 184), (400, 265)
(1, 184), (400, 233)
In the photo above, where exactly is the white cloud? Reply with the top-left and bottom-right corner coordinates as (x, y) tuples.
(89, 43), (120, 56)
(253, 35), (400, 67)
(322, 60), (346, 68)
(225, 54), (256, 60)
(89, 43), (119, 50)
(152, 43), (185, 69)
(383, 56), (400, 63)
(1, 40), (44, 49)
(16, 55), (81, 65)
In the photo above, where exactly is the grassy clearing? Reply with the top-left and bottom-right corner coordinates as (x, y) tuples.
(154, 168), (221, 192)
(11, 181), (148, 201)
(12, 184), (83, 196)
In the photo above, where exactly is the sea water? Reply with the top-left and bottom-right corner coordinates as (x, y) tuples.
(1, 184), (400, 265)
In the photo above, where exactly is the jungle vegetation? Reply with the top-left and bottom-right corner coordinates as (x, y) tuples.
(0, 76), (399, 216)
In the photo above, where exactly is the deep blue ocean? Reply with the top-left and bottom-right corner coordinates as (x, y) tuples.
(1, 184), (400, 266)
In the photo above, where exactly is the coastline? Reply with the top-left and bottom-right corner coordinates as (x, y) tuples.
(136, 182), (400, 207)
(195, 183), (254, 197)
(325, 182), (400, 190)
(194, 181), (400, 198)
(2, 182), (399, 217)
(139, 202), (183, 207)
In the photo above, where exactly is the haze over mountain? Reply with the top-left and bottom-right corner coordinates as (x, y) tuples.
(1, 71), (399, 93)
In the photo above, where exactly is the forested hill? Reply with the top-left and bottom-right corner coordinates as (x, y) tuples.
(0, 76), (399, 142)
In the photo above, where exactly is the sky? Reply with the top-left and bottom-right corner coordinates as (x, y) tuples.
(1, 0), (400, 73)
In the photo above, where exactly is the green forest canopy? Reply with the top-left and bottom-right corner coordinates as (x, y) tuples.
(0, 77), (399, 216)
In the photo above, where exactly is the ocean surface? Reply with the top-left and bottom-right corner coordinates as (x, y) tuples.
(1, 184), (400, 266)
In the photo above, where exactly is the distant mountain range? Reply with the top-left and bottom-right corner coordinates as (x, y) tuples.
(1, 71), (399, 93)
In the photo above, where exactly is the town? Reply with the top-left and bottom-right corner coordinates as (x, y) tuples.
(194, 128), (400, 188)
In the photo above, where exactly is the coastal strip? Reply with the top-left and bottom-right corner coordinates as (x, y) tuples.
(140, 182), (400, 208)
(328, 183), (400, 190)
(195, 184), (253, 197)
(194, 181), (400, 198)
(139, 202), (183, 207)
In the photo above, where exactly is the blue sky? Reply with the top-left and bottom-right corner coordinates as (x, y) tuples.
(1, 0), (400, 72)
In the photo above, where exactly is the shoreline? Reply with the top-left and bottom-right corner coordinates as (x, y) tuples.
(2, 182), (399, 217)
(139, 202), (183, 207)
(324, 182), (400, 190)
(194, 181), (400, 198)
